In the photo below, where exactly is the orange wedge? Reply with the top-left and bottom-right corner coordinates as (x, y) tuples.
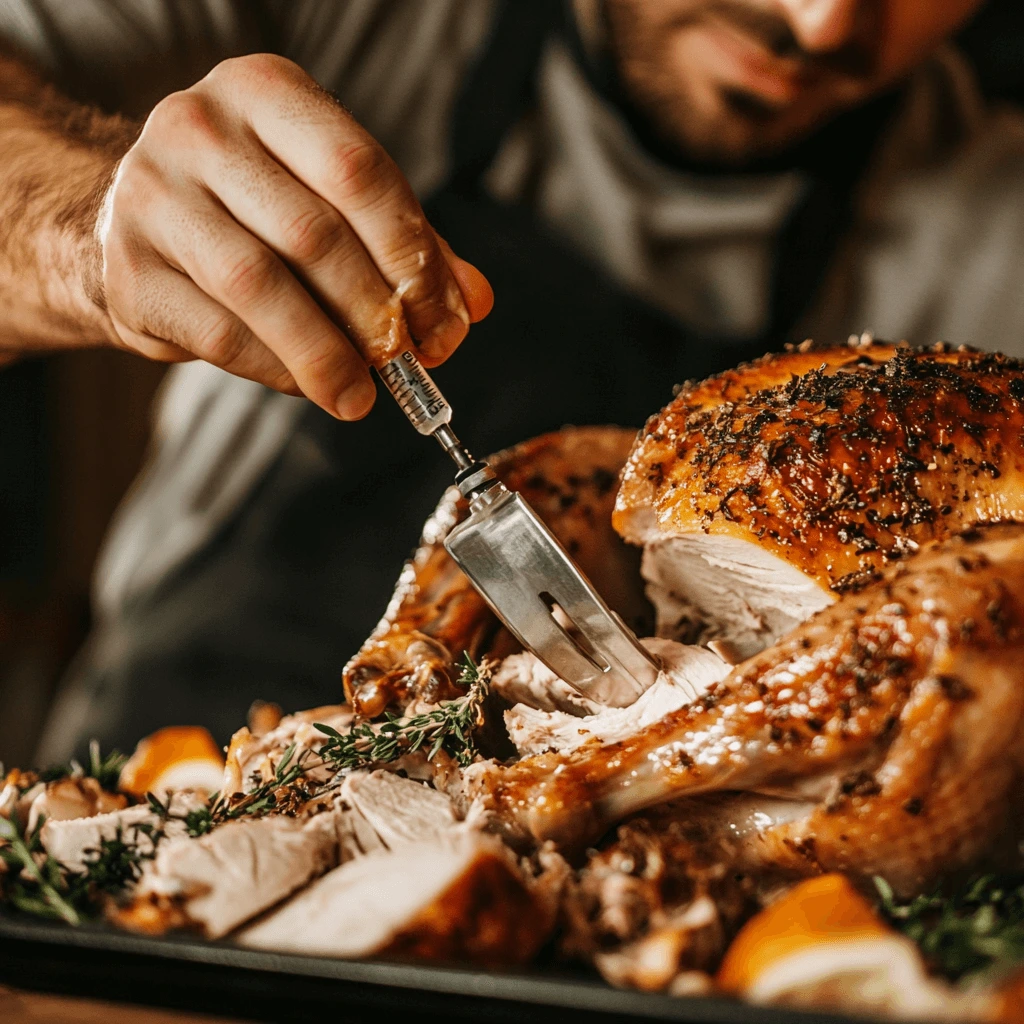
(991, 967), (1024, 1022)
(719, 874), (886, 992)
(718, 874), (961, 1016)
(119, 726), (224, 798)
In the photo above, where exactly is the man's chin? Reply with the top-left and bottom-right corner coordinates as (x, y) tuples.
(651, 90), (851, 168)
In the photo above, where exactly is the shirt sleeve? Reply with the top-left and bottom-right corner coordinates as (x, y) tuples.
(0, 0), (273, 115)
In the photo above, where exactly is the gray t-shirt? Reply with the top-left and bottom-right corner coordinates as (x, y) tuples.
(3, 0), (1024, 619)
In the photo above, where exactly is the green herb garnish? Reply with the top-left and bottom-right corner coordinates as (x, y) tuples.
(146, 742), (316, 836)
(72, 826), (155, 900)
(876, 873), (1024, 981)
(0, 813), (84, 925)
(315, 654), (491, 770)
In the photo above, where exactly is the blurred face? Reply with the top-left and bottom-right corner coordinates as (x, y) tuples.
(604, 0), (984, 163)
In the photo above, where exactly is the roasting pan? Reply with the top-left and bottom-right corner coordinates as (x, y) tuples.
(0, 913), (907, 1024)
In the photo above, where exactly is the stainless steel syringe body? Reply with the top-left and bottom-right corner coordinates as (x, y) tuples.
(377, 351), (491, 488)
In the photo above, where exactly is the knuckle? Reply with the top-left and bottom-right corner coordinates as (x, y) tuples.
(388, 238), (442, 284)
(111, 152), (166, 210)
(209, 53), (299, 91)
(191, 313), (249, 366)
(388, 247), (453, 320)
(220, 246), (282, 306)
(148, 89), (223, 146)
(326, 138), (392, 202)
(293, 343), (351, 400)
(281, 206), (347, 266)
(149, 89), (199, 128)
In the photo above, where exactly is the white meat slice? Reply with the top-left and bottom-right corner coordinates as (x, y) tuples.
(40, 791), (206, 872)
(640, 533), (833, 661)
(339, 771), (455, 848)
(337, 800), (389, 860)
(492, 653), (602, 716)
(133, 803), (343, 938)
(236, 831), (545, 966)
(503, 639), (729, 756)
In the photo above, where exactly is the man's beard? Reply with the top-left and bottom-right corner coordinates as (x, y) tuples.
(603, 0), (881, 165)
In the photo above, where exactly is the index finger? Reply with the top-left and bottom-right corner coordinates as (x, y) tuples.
(225, 58), (485, 364)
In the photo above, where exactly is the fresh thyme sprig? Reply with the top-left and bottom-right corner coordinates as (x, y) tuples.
(0, 810), (158, 926)
(876, 874), (1024, 981)
(316, 653), (492, 771)
(0, 813), (83, 925)
(146, 791), (212, 838)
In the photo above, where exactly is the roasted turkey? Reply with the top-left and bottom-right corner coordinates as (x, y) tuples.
(341, 342), (1024, 900)
(471, 522), (1024, 898)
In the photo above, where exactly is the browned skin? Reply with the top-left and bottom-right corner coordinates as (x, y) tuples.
(344, 426), (650, 718)
(381, 852), (550, 968)
(474, 524), (1024, 897)
(615, 341), (1024, 591)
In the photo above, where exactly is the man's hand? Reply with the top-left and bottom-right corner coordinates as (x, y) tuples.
(95, 54), (492, 420)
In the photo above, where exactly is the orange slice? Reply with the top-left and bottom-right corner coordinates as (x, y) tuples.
(718, 874), (962, 1017)
(119, 726), (224, 798)
(719, 874), (886, 992)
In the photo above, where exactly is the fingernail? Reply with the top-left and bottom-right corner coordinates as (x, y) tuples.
(336, 376), (376, 420)
(419, 311), (469, 362)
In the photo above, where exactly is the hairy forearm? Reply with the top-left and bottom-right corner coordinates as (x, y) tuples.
(0, 48), (138, 355)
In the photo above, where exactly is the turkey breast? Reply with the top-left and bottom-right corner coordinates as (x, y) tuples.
(614, 339), (1024, 657)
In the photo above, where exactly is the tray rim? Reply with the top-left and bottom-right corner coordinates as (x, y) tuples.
(0, 912), (902, 1024)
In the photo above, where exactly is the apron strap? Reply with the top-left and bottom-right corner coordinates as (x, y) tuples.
(447, 0), (563, 197)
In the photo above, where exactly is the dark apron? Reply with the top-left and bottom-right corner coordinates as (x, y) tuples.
(56, 2), (896, 755)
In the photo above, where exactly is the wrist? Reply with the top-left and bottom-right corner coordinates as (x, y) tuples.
(0, 98), (136, 351)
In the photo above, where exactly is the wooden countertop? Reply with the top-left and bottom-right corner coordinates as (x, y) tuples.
(0, 984), (248, 1024)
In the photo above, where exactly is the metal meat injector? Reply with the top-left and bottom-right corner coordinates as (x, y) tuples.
(378, 351), (659, 707)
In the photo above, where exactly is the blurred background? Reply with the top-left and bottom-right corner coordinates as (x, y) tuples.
(0, 353), (165, 768)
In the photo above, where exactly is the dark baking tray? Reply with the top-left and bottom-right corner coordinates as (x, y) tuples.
(0, 913), (893, 1024)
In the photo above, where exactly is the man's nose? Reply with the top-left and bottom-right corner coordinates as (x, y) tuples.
(773, 0), (860, 51)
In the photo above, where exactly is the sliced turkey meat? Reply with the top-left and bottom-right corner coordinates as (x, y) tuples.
(236, 831), (548, 967)
(339, 770), (456, 848)
(503, 639), (729, 756)
(615, 340), (1024, 658)
(124, 801), (345, 938)
(40, 791), (206, 873)
(492, 651), (605, 716)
